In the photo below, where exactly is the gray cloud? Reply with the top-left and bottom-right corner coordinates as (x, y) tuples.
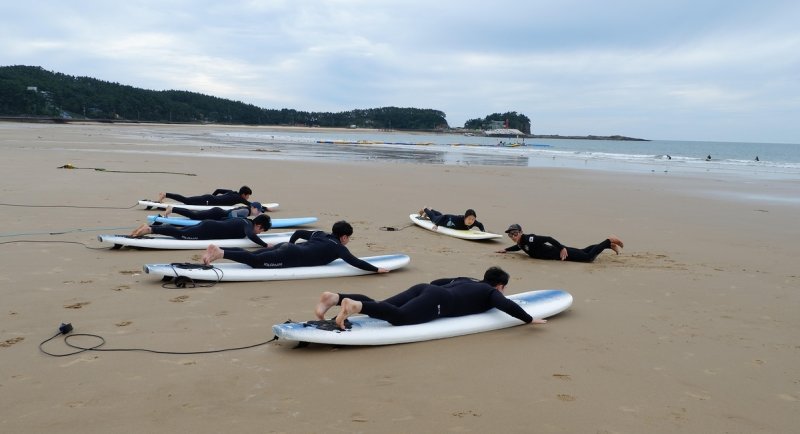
(2, 0), (798, 142)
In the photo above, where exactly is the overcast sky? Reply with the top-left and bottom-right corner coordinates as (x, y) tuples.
(2, 1), (799, 143)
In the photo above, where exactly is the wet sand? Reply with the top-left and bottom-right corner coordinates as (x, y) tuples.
(1, 122), (798, 433)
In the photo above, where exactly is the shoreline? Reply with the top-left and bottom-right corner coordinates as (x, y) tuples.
(1, 117), (649, 141)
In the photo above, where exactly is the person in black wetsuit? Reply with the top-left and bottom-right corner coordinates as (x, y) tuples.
(156, 186), (253, 207)
(313, 266), (548, 330)
(201, 220), (390, 273)
(162, 201), (265, 221)
(130, 214), (272, 247)
(496, 223), (624, 262)
(418, 207), (486, 232)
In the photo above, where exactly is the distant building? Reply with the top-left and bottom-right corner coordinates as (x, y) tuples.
(487, 120), (505, 129)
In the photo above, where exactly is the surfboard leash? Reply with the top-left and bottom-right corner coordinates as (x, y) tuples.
(0, 201), (140, 210)
(0, 239), (109, 250)
(39, 323), (278, 357)
(58, 164), (196, 176)
(159, 263), (223, 289)
(379, 222), (414, 231)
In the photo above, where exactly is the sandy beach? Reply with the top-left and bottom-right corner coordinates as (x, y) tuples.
(1, 122), (798, 433)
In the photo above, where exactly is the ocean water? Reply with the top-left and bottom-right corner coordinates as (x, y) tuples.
(201, 129), (800, 180)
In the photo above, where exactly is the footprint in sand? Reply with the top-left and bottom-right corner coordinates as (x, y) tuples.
(170, 295), (189, 303)
(452, 410), (481, 417)
(64, 302), (90, 309)
(552, 373), (572, 380)
(685, 391), (711, 400)
(1, 337), (25, 348)
(115, 321), (132, 327)
(557, 394), (576, 402)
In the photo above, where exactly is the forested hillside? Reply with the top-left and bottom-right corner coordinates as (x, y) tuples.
(0, 65), (448, 129)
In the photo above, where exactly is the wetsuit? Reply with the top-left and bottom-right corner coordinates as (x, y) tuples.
(165, 189), (250, 207)
(503, 233), (612, 262)
(337, 279), (532, 326)
(170, 206), (250, 221)
(151, 218), (268, 247)
(423, 208), (485, 231)
(220, 230), (378, 271)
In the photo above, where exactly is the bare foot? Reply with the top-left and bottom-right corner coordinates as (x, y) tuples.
(608, 235), (624, 248)
(157, 192), (166, 202)
(130, 223), (152, 237)
(163, 205), (173, 218)
(610, 243), (621, 255)
(335, 298), (362, 330)
(315, 292), (340, 320)
(533, 319), (547, 324)
(202, 244), (224, 265)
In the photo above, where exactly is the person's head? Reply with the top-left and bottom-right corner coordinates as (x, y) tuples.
(249, 201), (264, 216)
(504, 223), (523, 243)
(464, 208), (477, 226)
(483, 266), (510, 290)
(239, 186), (253, 200)
(252, 214), (272, 233)
(331, 220), (354, 244)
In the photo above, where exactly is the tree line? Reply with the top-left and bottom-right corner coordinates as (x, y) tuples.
(1, 65), (532, 132)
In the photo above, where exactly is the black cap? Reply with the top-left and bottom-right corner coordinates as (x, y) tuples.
(504, 224), (522, 233)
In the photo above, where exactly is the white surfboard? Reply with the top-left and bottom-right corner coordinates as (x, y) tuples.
(143, 254), (411, 282)
(409, 213), (502, 240)
(273, 289), (572, 345)
(138, 200), (279, 211)
(97, 231), (293, 250)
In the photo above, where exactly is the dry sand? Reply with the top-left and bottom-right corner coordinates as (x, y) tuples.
(1, 122), (798, 433)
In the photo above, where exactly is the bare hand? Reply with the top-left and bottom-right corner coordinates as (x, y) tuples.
(496, 249), (507, 254)
(560, 248), (568, 261)
(377, 268), (390, 273)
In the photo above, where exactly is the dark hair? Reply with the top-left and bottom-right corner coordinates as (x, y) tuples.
(331, 220), (353, 238)
(239, 186), (253, 196)
(464, 209), (477, 218)
(483, 266), (509, 287)
(252, 214), (272, 231)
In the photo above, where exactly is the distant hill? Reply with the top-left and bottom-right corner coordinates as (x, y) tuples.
(0, 65), (448, 129)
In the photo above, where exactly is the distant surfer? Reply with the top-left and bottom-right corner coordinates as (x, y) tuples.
(130, 214), (272, 247)
(163, 201), (266, 221)
(706, 155), (712, 161)
(496, 224), (623, 262)
(755, 156), (760, 162)
(314, 266), (548, 330)
(201, 221), (390, 273)
(156, 186), (254, 207)
(418, 207), (486, 232)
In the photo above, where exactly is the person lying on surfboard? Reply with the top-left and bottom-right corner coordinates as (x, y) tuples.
(201, 220), (390, 273)
(130, 214), (272, 247)
(418, 207), (486, 232)
(496, 223), (624, 262)
(314, 266), (547, 330)
(155, 186), (254, 207)
(162, 201), (267, 221)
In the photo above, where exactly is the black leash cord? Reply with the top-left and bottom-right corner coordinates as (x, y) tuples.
(40, 332), (278, 357)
